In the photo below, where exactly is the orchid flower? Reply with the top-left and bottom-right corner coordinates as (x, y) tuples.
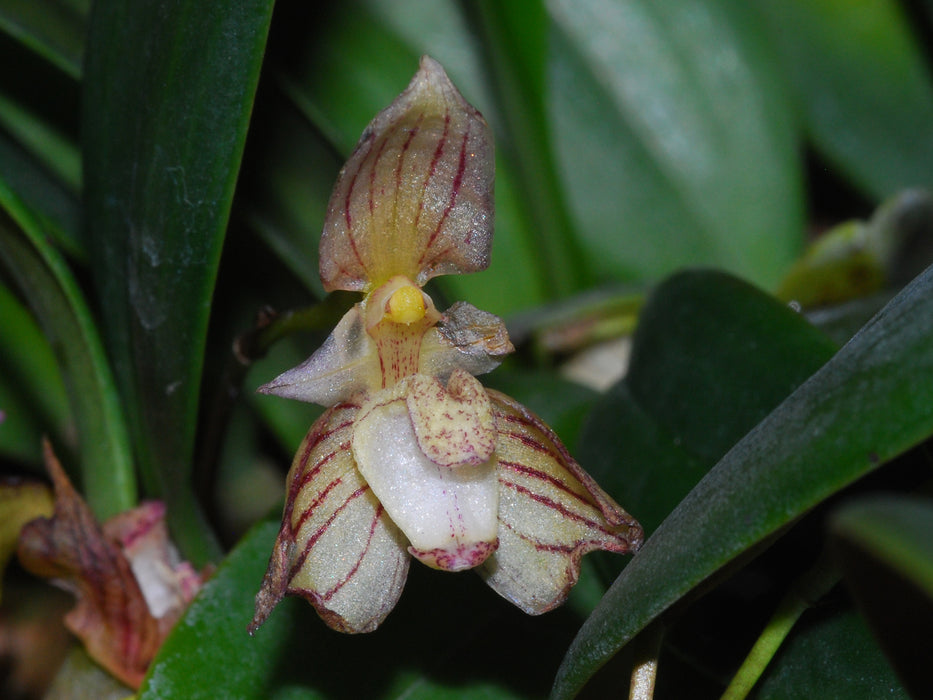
(250, 56), (643, 634)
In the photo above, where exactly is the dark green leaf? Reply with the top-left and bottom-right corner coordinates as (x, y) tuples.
(547, 0), (803, 289)
(830, 495), (933, 699)
(82, 0), (275, 563)
(553, 261), (933, 697)
(0, 0), (87, 78)
(580, 270), (837, 536)
(753, 0), (933, 197)
(0, 182), (135, 518)
(0, 129), (82, 258)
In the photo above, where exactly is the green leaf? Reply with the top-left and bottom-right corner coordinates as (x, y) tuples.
(0, 280), (69, 463)
(830, 495), (933, 699)
(472, 0), (587, 296)
(82, 0), (275, 563)
(753, 602), (907, 699)
(552, 260), (933, 697)
(139, 520), (302, 699)
(752, 0), (933, 198)
(0, 128), (82, 258)
(579, 270), (837, 536)
(0, 182), (135, 519)
(0, 0), (87, 78)
(547, 0), (803, 288)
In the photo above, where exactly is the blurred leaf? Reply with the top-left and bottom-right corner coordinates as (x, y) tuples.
(0, 0), (87, 78)
(0, 182), (135, 519)
(830, 495), (933, 699)
(0, 90), (81, 192)
(473, 0), (587, 296)
(139, 520), (297, 699)
(753, 0), (933, 198)
(0, 129), (82, 258)
(0, 280), (69, 462)
(579, 270), (837, 536)
(753, 601), (907, 699)
(547, 0), (803, 289)
(553, 260), (933, 697)
(82, 0), (275, 563)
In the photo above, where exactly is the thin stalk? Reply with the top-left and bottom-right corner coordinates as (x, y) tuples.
(720, 553), (840, 700)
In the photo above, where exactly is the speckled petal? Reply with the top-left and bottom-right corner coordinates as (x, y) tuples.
(478, 391), (644, 614)
(419, 301), (515, 379)
(250, 403), (409, 634)
(352, 377), (499, 571)
(319, 55), (494, 291)
(406, 370), (495, 467)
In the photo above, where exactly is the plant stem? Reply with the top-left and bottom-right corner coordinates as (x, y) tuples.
(720, 553), (840, 700)
(629, 621), (664, 700)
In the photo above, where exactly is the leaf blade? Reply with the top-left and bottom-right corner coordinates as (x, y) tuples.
(553, 262), (933, 696)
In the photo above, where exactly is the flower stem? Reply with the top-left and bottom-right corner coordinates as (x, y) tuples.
(720, 553), (840, 700)
(629, 621), (664, 700)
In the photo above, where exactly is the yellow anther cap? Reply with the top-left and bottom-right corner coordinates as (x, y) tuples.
(386, 285), (426, 324)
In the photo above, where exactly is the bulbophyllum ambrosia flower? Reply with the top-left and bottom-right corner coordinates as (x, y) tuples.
(249, 56), (643, 634)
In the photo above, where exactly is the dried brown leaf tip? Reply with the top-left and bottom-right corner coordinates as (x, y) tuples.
(252, 56), (643, 635)
(16, 440), (204, 688)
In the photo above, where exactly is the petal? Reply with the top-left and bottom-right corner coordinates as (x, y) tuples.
(478, 392), (644, 614)
(406, 371), (495, 467)
(319, 55), (494, 291)
(104, 501), (202, 621)
(352, 378), (499, 571)
(16, 441), (162, 688)
(257, 304), (381, 405)
(251, 402), (410, 634)
(419, 301), (515, 379)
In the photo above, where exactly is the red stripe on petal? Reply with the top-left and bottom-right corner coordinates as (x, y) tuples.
(498, 479), (612, 535)
(321, 503), (386, 601)
(496, 459), (591, 506)
(290, 485), (371, 580)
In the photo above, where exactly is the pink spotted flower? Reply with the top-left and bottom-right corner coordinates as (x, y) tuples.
(249, 56), (642, 634)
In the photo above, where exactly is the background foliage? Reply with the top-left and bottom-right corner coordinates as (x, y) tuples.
(1, 0), (933, 698)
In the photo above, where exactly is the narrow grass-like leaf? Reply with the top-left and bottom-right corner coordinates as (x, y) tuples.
(473, 0), (587, 296)
(0, 280), (68, 463)
(82, 0), (275, 563)
(553, 262), (933, 696)
(0, 129), (82, 257)
(0, 182), (134, 519)
(0, 0), (87, 78)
